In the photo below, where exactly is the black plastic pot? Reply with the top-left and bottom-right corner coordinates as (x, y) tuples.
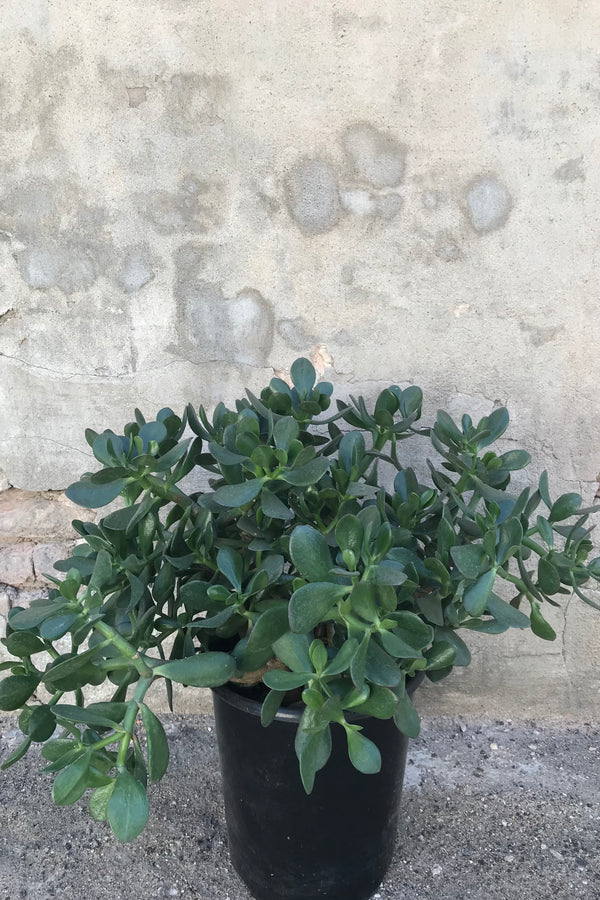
(212, 676), (422, 900)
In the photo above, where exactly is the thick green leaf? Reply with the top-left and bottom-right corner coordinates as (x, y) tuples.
(52, 753), (91, 805)
(53, 703), (122, 728)
(499, 450), (531, 471)
(352, 685), (397, 719)
(323, 639), (359, 676)
(530, 603), (557, 641)
(290, 358), (316, 398)
(41, 738), (78, 762)
(153, 652), (235, 687)
(393, 612), (435, 652)
(272, 632), (313, 673)
(8, 602), (67, 631)
(536, 516), (554, 548)
(379, 629), (423, 659)
(66, 477), (129, 509)
(28, 705), (56, 742)
(89, 781), (116, 822)
(394, 693), (421, 738)
(350, 632), (370, 688)
(4, 632), (45, 657)
(549, 493), (581, 523)
(180, 580), (210, 612)
(486, 594), (530, 628)
(208, 442), (248, 466)
(335, 515), (364, 555)
(478, 407), (510, 447)
(152, 439), (192, 472)
(107, 772), (149, 842)
(496, 518), (523, 565)
(140, 703), (169, 782)
(262, 670), (311, 691)
(462, 618), (508, 634)
(288, 583), (348, 633)
(40, 613), (80, 640)
(280, 457), (330, 486)
(450, 545), (487, 579)
(247, 605), (290, 654)
(139, 421), (167, 448)
(0, 736), (32, 770)
(463, 569), (496, 616)
(346, 729), (381, 774)
(350, 582), (378, 622)
(90, 549), (113, 589)
(43, 648), (106, 689)
(260, 689), (286, 727)
(371, 561), (407, 586)
(434, 628), (471, 665)
(213, 479), (263, 508)
(216, 547), (243, 591)
(0, 675), (39, 711)
(424, 641), (456, 671)
(295, 725), (332, 794)
(365, 640), (402, 687)
(289, 525), (334, 582)
(537, 558), (561, 595)
(273, 417), (300, 451)
(261, 489), (293, 520)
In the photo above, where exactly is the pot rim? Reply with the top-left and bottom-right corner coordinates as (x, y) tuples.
(212, 671), (425, 724)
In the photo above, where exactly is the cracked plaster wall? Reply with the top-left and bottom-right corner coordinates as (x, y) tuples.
(0, 0), (599, 716)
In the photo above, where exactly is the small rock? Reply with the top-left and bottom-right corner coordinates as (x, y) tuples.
(431, 864), (443, 876)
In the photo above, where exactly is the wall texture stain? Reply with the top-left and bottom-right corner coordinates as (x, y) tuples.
(177, 279), (274, 367)
(136, 176), (226, 235)
(342, 122), (407, 188)
(0, 0), (599, 717)
(465, 175), (512, 233)
(554, 157), (585, 182)
(285, 157), (341, 232)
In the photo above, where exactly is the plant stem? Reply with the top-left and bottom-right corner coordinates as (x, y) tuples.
(116, 676), (153, 769)
(92, 620), (154, 678)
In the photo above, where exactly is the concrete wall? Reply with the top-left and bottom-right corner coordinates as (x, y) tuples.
(1, 1), (599, 717)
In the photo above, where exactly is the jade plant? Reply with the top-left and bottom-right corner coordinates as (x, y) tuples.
(1, 358), (599, 841)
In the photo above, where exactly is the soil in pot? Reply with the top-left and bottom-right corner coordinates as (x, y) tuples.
(212, 677), (422, 900)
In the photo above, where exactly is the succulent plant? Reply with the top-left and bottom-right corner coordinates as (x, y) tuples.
(1, 358), (598, 840)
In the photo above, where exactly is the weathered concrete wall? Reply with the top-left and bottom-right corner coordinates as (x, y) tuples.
(1, 1), (599, 717)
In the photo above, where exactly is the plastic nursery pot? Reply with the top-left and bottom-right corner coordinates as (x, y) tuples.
(212, 675), (423, 900)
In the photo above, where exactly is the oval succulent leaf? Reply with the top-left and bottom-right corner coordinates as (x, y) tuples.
(153, 652), (236, 687)
(463, 569), (496, 617)
(288, 583), (348, 634)
(346, 729), (381, 774)
(529, 603), (557, 641)
(0, 675), (40, 711)
(289, 525), (334, 583)
(139, 703), (169, 783)
(65, 477), (129, 509)
(52, 753), (92, 806)
(107, 772), (149, 842)
(212, 478), (263, 508)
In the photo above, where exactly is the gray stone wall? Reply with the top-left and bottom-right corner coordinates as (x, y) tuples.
(1, 1), (599, 717)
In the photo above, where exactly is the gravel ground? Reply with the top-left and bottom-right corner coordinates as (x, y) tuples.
(1, 714), (599, 900)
